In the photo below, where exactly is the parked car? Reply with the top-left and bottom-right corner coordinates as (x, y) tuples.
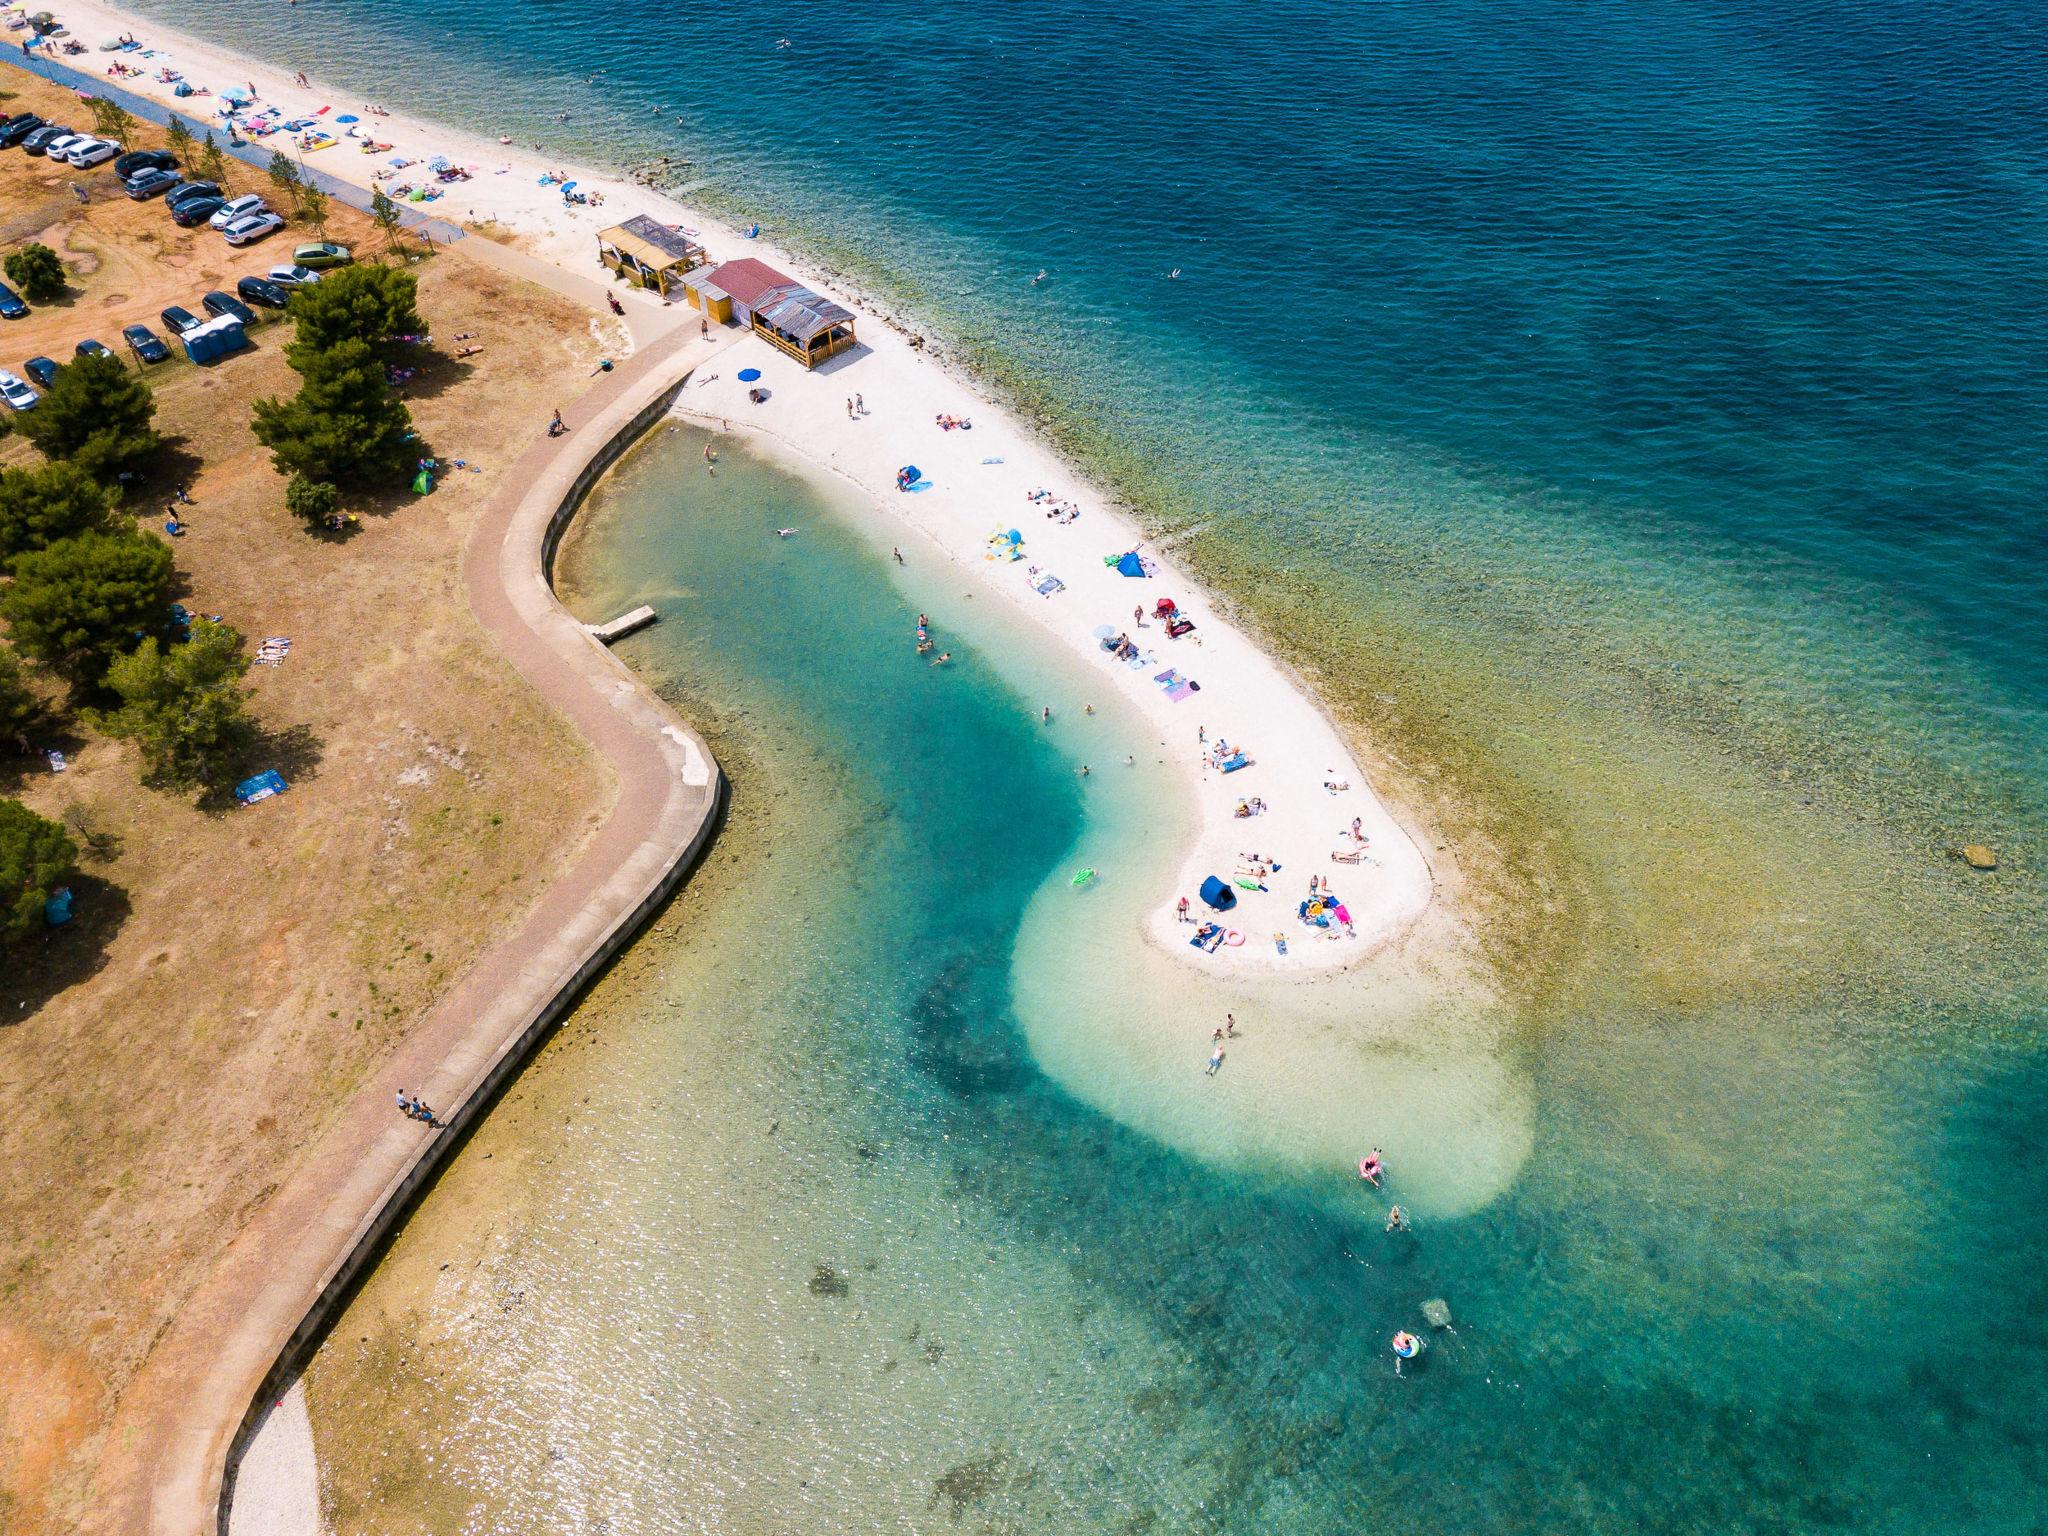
(114, 147), (176, 179)
(23, 356), (58, 388)
(170, 196), (227, 229)
(0, 115), (47, 150)
(20, 124), (76, 155)
(43, 134), (94, 162)
(160, 305), (205, 335)
(221, 211), (284, 248)
(236, 274), (290, 309)
(0, 281), (26, 320)
(66, 138), (121, 168)
(208, 193), (269, 230)
(202, 290), (256, 324)
(121, 323), (171, 365)
(292, 241), (353, 269)
(0, 370), (37, 412)
(165, 180), (222, 210)
(266, 264), (321, 288)
(124, 166), (182, 200)
(74, 339), (113, 359)
(0, 111), (36, 137)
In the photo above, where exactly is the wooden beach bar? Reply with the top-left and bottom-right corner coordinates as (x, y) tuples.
(701, 256), (859, 369)
(595, 214), (706, 295)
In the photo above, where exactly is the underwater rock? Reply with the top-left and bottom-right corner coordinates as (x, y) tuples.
(1960, 844), (1998, 870)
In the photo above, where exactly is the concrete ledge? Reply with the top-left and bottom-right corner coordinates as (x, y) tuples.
(589, 604), (659, 644)
(87, 335), (728, 1536)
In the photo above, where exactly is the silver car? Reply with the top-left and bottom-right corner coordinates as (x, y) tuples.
(0, 370), (38, 411)
(208, 193), (270, 230)
(222, 211), (285, 247)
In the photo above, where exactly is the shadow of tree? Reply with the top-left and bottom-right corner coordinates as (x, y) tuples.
(194, 719), (323, 818)
(0, 871), (131, 1021)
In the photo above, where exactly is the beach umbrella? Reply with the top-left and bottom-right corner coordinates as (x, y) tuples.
(336, 113), (359, 123)
(737, 367), (761, 382)
(1092, 624), (1116, 641)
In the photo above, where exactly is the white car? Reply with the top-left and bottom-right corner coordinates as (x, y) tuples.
(221, 210), (284, 247)
(208, 193), (269, 230)
(0, 370), (37, 411)
(266, 264), (321, 287)
(42, 132), (91, 159)
(66, 138), (120, 168)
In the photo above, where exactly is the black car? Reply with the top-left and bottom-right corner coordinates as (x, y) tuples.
(114, 147), (177, 180)
(201, 290), (256, 325)
(0, 115), (45, 149)
(170, 196), (226, 229)
(124, 167), (182, 200)
(20, 124), (74, 156)
(160, 305), (205, 335)
(165, 180), (222, 209)
(74, 339), (113, 360)
(23, 356), (58, 388)
(121, 324), (171, 365)
(235, 275), (290, 309)
(0, 281), (25, 320)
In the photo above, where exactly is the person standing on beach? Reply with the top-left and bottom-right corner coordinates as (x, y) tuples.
(846, 398), (854, 418)
(1177, 896), (1190, 922)
(855, 393), (866, 415)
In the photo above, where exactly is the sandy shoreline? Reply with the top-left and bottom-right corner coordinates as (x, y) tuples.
(33, 0), (1433, 978)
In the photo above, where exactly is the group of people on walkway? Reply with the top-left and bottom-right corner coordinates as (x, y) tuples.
(395, 1090), (438, 1127)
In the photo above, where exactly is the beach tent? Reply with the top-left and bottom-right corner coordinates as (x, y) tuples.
(1199, 875), (1237, 911)
(1116, 551), (1145, 578)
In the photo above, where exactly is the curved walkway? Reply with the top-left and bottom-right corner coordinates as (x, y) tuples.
(88, 333), (731, 1536)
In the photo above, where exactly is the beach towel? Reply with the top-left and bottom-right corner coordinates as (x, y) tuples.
(1031, 574), (1065, 596)
(1166, 683), (1197, 701)
(235, 770), (288, 805)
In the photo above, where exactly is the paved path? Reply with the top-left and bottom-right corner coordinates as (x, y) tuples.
(87, 322), (735, 1536)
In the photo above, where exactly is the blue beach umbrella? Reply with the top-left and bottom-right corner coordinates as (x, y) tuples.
(737, 367), (761, 382)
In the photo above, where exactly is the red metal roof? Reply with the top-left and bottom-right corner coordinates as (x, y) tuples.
(708, 257), (797, 310)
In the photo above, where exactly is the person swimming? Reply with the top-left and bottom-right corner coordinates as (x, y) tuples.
(1359, 1148), (1385, 1187)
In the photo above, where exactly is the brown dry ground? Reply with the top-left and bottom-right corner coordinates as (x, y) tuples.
(0, 74), (612, 1534)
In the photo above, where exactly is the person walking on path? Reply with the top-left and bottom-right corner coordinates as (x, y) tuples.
(855, 393), (866, 415)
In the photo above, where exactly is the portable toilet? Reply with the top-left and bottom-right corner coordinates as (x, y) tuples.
(181, 313), (249, 364)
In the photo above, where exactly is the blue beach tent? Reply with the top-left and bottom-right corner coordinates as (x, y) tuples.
(1116, 551), (1145, 578)
(1199, 875), (1237, 911)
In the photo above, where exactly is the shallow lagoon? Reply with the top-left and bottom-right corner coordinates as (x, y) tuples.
(304, 430), (2047, 1534)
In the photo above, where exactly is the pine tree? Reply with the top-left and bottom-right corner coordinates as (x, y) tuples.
(0, 645), (41, 754)
(16, 352), (162, 484)
(89, 97), (136, 145)
(3, 243), (66, 302)
(99, 619), (256, 790)
(251, 339), (416, 487)
(199, 129), (229, 191)
(370, 186), (406, 258)
(0, 799), (76, 944)
(0, 530), (174, 687)
(267, 149), (303, 214)
(299, 181), (329, 238)
(165, 113), (195, 171)
(0, 461), (122, 568)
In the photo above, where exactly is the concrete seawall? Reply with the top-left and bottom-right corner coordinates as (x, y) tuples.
(88, 334), (730, 1536)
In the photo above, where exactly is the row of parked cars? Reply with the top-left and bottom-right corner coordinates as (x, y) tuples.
(1, 109), (357, 407)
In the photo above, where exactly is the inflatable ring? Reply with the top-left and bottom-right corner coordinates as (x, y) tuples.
(1224, 929), (1245, 946)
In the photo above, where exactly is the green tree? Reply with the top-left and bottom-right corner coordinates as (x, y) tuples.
(0, 530), (174, 687)
(251, 339), (417, 488)
(17, 352), (162, 484)
(369, 185), (406, 258)
(0, 462), (122, 568)
(3, 242), (66, 302)
(283, 475), (339, 527)
(283, 265), (424, 366)
(299, 180), (329, 237)
(0, 645), (41, 754)
(266, 149), (303, 214)
(0, 799), (76, 944)
(89, 97), (135, 145)
(99, 619), (255, 790)
(165, 112), (195, 171)
(199, 129), (229, 190)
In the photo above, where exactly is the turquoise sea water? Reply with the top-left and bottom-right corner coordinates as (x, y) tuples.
(130, 0), (2045, 1527)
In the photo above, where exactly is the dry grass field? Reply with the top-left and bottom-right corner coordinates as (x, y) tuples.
(0, 74), (616, 1532)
